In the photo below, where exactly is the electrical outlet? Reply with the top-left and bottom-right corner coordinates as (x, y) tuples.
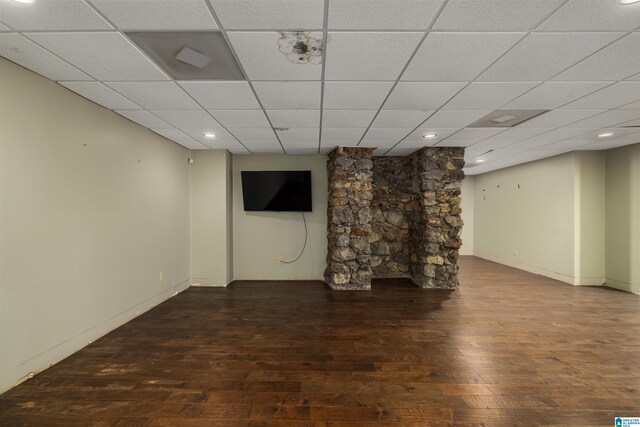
(159, 271), (165, 282)
(272, 256), (284, 264)
(272, 257), (279, 264)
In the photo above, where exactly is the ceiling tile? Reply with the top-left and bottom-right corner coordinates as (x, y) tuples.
(277, 128), (319, 144)
(180, 127), (238, 144)
(402, 128), (460, 146)
(252, 81), (321, 109)
(443, 82), (539, 110)
(0, 0), (112, 31)
(151, 128), (208, 149)
(26, 32), (168, 81)
(516, 109), (602, 128)
(227, 128), (279, 143)
(208, 110), (270, 128)
(267, 110), (320, 128)
(0, 22), (11, 31)
(228, 32), (322, 80)
(0, 33), (92, 81)
(421, 110), (492, 128)
(582, 131), (640, 150)
(90, 0), (218, 30)
(553, 33), (640, 81)
(385, 82), (467, 110)
(151, 110), (221, 128)
(403, 32), (524, 81)
(328, 0), (445, 30)
(538, 0), (640, 31)
(323, 81), (393, 109)
(464, 128), (552, 154)
(322, 110), (377, 128)
(106, 82), (199, 109)
(210, 0), (324, 29)
(321, 128), (368, 145)
(243, 142), (284, 152)
(371, 110), (433, 128)
(59, 82), (141, 110)
(560, 82), (640, 110)
(433, 0), (566, 31)
(618, 116), (640, 127)
(478, 33), (622, 82)
(178, 81), (260, 109)
(564, 110), (640, 128)
(502, 82), (612, 109)
(284, 148), (320, 154)
(360, 128), (413, 149)
(618, 100), (640, 110)
(503, 127), (591, 150)
(325, 32), (423, 80)
(436, 128), (505, 147)
(116, 110), (172, 128)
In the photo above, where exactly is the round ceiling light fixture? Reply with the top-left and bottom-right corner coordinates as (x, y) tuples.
(618, 0), (640, 4)
(597, 132), (614, 138)
(422, 133), (437, 139)
(203, 132), (217, 139)
(12, 0), (35, 3)
(475, 159), (485, 163)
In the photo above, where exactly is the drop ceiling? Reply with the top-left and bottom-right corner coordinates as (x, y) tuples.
(0, 0), (639, 175)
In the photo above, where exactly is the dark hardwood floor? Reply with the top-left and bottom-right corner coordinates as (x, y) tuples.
(1, 256), (639, 426)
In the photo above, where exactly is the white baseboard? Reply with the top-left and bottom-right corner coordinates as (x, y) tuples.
(0, 279), (190, 394)
(573, 276), (606, 286)
(190, 278), (229, 287)
(605, 278), (640, 295)
(473, 252), (575, 285)
(459, 249), (474, 256)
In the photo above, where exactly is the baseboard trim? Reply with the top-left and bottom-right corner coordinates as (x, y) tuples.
(605, 278), (640, 295)
(191, 278), (229, 287)
(573, 277), (606, 286)
(473, 252), (575, 285)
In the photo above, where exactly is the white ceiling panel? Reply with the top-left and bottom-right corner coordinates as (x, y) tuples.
(267, 110), (320, 128)
(151, 110), (221, 128)
(401, 128), (460, 146)
(115, 110), (172, 129)
(178, 82), (260, 109)
(465, 128), (552, 154)
(582, 131), (640, 150)
(503, 127), (592, 150)
(228, 128), (279, 143)
(443, 82), (539, 110)
(385, 82), (467, 110)
(323, 81), (393, 109)
(0, 0), (112, 31)
(242, 141), (284, 152)
(284, 148), (320, 154)
(371, 110), (433, 128)
(322, 110), (378, 128)
(0, 33), (92, 81)
(433, 0), (566, 31)
(325, 32), (423, 81)
(228, 32), (322, 81)
(553, 33), (640, 81)
(565, 110), (640, 128)
(538, 0), (640, 31)
(321, 128), (368, 145)
(403, 32), (524, 82)
(421, 110), (492, 128)
(328, 0), (445, 30)
(253, 81), (321, 109)
(59, 81), (140, 110)
(360, 128), (413, 149)
(26, 32), (168, 81)
(181, 127), (238, 144)
(560, 82), (640, 110)
(502, 82), (612, 109)
(209, 0), (324, 29)
(151, 128), (207, 149)
(478, 33), (622, 82)
(0, 22), (11, 31)
(516, 109), (602, 128)
(106, 82), (199, 109)
(208, 110), (270, 128)
(618, 117), (640, 127)
(437, 128), (505, 147)
(276, 128), (319, 143)
(618, 99), (640, 110)
(90, 0), (218, 30)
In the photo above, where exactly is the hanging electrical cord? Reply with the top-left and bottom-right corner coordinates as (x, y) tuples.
(282, 211), (307, 264)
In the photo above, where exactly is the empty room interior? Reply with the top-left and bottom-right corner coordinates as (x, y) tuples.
(1, 0), (640, 425)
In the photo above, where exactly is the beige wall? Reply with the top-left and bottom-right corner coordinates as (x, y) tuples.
(232, 155), (328, 280)
(605, 144), (640, 294)
(460, 176), (475, 256)
(0, 58), (191, 392)
(190, 150), (233, 286)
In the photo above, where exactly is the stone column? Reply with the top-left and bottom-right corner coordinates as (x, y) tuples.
(410, 147), (465, 289)
(324, 147), (374, 290)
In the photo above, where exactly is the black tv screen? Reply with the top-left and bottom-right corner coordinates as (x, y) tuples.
(241, 170), (312, 212)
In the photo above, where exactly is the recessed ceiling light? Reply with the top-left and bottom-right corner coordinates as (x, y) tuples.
(203, 132), (217, 139)
(12, 0), (35, 3)
(597, 132), (614, 138)
(618, 0), (640, 4)
(475, 159), (485, 163)
(422, 133), (437, 139)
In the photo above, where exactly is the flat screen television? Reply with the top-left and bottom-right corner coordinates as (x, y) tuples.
(241, 170), (312, 212)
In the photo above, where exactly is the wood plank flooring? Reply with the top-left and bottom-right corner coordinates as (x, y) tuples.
(1, 256), (639, 426)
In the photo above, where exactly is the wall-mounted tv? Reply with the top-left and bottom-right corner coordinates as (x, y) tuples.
(241, 170), (312, 212)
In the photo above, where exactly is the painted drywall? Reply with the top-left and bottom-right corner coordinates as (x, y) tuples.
(460, 176), (475, 256)
(232, 155), (328, 280)
(573, 151), (605, 286)
(190, 150), (233, 286)
(0, 58), (191, 393)
(605, 144), (640, 294)
(473, 153), (576, 284)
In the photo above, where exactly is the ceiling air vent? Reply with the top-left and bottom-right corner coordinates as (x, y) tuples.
(126, 31), (244, 80)
(468, 109), (548, 128)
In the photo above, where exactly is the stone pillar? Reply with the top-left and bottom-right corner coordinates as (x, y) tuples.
(325, 147), (374, 290)
(410, 147), (465, 289)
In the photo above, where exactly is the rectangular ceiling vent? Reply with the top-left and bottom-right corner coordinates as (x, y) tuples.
(468, 109), (548, 128)
(126, 31), (244, 80)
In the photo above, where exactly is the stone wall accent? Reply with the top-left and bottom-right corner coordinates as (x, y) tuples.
(410, 147), (465, 289)
(324, 147), (374, 290)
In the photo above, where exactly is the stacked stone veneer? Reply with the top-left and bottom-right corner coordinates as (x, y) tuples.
(325, 146), (465, 290)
